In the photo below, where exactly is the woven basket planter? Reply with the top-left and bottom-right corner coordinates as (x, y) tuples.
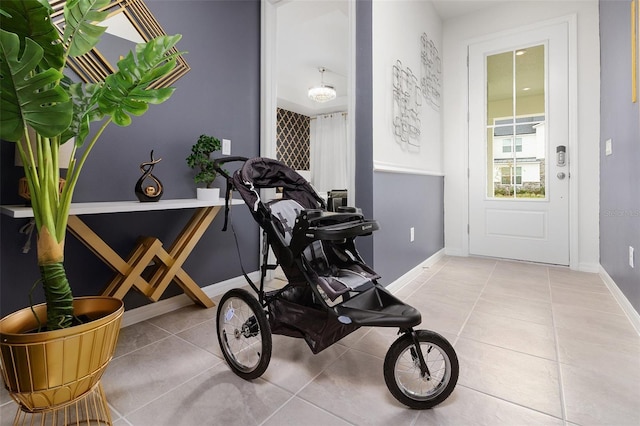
(0, 297), (123, 412)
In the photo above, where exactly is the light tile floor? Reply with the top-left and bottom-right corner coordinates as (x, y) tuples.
(1, 256), (639, 425)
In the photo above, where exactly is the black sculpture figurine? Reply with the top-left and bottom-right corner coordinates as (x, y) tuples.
(135, 150), (164, 202)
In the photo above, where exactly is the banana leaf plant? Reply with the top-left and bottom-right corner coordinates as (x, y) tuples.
(0, 0), (184, 329)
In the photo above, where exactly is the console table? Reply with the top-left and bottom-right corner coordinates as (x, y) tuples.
(1, 198), (241, 308)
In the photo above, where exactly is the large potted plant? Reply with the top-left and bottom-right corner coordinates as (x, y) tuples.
(186, 134), (223, 200)
(0, 0), (184, 412)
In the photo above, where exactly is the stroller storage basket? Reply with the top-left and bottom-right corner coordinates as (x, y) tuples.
(266, 285), (359, 354)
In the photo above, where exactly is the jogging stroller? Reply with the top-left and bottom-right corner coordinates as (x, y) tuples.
(213, 157), (458, 409)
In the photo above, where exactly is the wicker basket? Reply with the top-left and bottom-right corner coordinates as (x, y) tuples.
(0, 297), (123, 412)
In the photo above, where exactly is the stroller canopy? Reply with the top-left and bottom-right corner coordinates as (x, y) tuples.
(233, 158), (325, 224)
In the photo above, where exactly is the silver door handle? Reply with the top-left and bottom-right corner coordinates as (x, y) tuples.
(557, 172), (566, 179)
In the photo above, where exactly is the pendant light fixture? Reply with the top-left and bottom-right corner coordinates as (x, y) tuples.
(308, 67), (336, 103)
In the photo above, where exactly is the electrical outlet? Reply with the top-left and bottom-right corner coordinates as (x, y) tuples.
(222, 139), (231, 155)
(630, 246), (635, 268)
(410, 227), (415, 242)
(605, 138), (612, 156)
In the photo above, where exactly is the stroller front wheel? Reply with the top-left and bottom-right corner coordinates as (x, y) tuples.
(217, 288), (272, 380)
(384, 330), (458, 409)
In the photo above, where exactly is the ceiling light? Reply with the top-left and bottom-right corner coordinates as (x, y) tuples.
(522, 87), (531, 91)
(308, 67), (336, 103)
(516, 50), (527, 56)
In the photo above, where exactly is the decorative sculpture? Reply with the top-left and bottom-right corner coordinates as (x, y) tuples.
(135, 150), (164, 202)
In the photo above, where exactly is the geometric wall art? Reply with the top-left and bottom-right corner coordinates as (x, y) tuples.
(420, 32), (442, 110)
(392, 60), (422, 150)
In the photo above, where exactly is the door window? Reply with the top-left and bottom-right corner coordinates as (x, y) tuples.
(485, 45), (546, 199)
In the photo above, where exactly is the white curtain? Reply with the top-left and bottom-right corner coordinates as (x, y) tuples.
(310, 112), (349, 195)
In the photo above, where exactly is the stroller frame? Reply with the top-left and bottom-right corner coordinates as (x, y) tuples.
(213, 157), (458, 409)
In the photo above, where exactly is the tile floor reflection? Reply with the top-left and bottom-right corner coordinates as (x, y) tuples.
(1, 256), (639, 425)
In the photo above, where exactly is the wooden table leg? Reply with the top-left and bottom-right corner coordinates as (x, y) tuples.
(103, 237), (162, 299)
(67, 216), (157, 298)
(146, 206), (220, 307)
(67, 215), (129, 273)
(66, 207), (220, 309)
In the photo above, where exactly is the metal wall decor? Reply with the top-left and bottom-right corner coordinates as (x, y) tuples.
(135, 151), (164, 202)
(49, 0), (190, 88)
(420, 33), (442, 110)
(392, 60), (422, 149)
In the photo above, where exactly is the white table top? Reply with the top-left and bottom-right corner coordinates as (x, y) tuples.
(1, 198), (243, 219)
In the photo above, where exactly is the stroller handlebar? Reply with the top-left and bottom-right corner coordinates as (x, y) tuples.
(213, 156), (249, 181)
(214, 156), (249, 233)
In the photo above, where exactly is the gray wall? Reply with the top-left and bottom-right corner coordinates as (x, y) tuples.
(599, 0), (640, 311)
(355, 0), (374, 265)
(373, 173), (444, 284)
(0, 0), (261, 315)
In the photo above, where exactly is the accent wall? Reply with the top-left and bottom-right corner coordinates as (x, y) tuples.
(0, 0), (261, 315)
(599, 0), (640, 312)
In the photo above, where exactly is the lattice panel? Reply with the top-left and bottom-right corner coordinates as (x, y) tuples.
(276, 108), (310, 170)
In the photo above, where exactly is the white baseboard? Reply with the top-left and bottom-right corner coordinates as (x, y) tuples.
(444, 248), (466, 257)
(386, 249), (445, 294)
(577, 262), (601, 273)
(599, 266), (640, 335)
(121, 271), (260, 328)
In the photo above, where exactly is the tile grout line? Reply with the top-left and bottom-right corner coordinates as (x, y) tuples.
(256, 394), (297, 426)
(111, 321), (173, 360)
(258, 392), (357, 426)
(452, 261), (567, 422)
(454, 260), (499, 341)
(547, 267), (569, 425)
(110, 324), (224, 425)
(106, 400), (127, 425)
(399, 257), (450, 301)
(456, 335), (562, 363)
(454, 384), (565, 422)
(119, 364), (221, 425)
(258, 344), (360, 426)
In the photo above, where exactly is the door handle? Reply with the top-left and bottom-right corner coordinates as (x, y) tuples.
(557, 172), (566, 180)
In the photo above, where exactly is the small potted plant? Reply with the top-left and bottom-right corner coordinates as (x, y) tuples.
(186, 134), (223, 200)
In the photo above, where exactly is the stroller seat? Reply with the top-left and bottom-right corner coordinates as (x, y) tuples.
(269, 199), (374, 300)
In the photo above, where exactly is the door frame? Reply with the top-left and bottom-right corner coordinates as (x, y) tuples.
(260, 0), (357, 207)
(465, 14), (579, 269)
(260, 0), (357, 278)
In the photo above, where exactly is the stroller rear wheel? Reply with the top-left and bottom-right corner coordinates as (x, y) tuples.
(384, 330), (458, 409)
(217, 289), (272, 380)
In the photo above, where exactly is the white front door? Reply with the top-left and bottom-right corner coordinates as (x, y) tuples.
(468, 22), (570, 265)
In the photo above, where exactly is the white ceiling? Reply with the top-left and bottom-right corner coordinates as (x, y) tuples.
(430, 1), (506, 21)
(275, 0), (506, 117)
(276, 0), (349, 116)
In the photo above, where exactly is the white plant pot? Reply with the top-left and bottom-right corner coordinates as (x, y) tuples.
(196, 187), (220, 201)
